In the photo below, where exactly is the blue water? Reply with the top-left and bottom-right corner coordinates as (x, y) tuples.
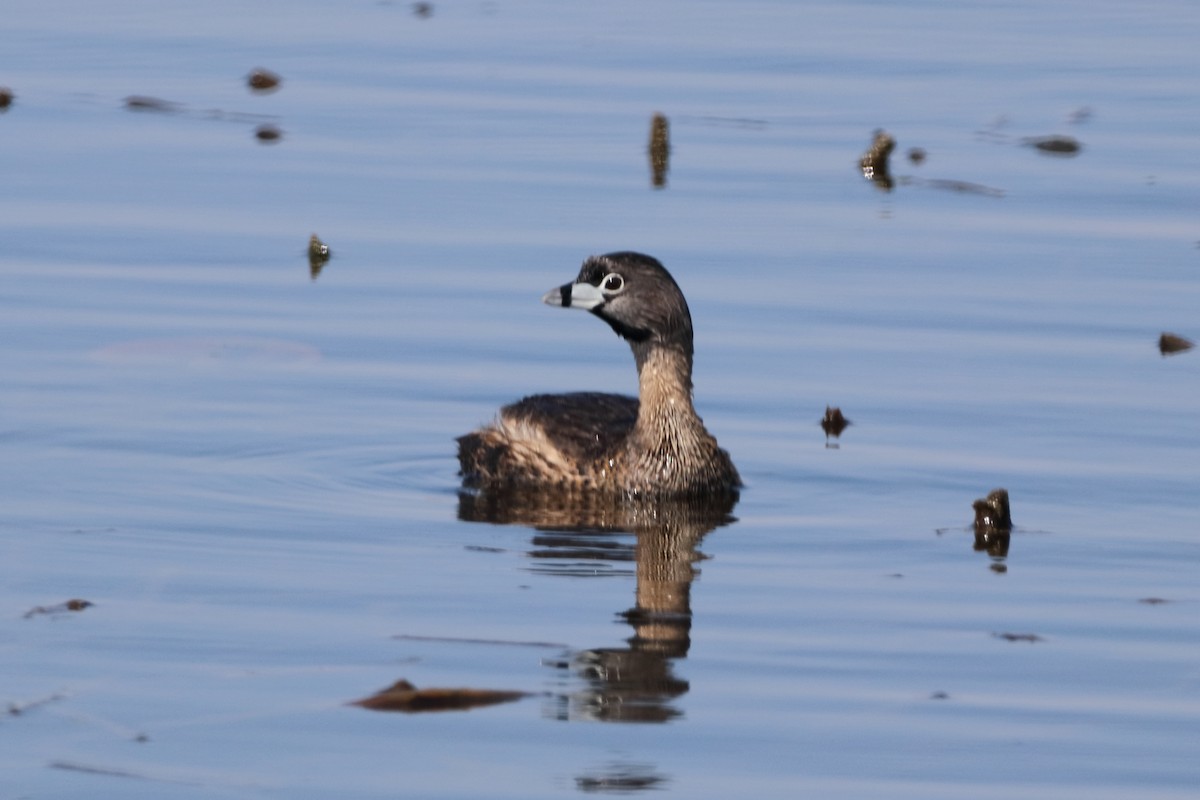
(3, 1), (1198, 798)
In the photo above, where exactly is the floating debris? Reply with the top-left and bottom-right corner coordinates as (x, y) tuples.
(413, 1), (433, 17)
(1138, 597), (1170, 605)
(1023, 134), (1082, 156)
(859, 129), (895, 191)
(254, 123), (283, 143)
(820, 406), (851, 439)
(1158, 332), (1193, 356)
(972, 488), (1012, 559)
(907, 146), (926, 165)
(972, 488), (1012, 534)
(308, 233), (331, 278)
(929, 691), (950, 700)
(993, 632), (1044, 643)
(23, 598), (93, 619)
(247, 68), (282, 93)
(0, 87), (13, 110)
(350, 678), (530, 713)
(124, 95), (182, 113)
(648, 112), (670, 188)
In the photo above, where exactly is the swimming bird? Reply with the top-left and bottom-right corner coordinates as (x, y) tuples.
(457, 252), (740, 496)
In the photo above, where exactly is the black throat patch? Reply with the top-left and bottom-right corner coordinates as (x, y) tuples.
(593, 309), (651, 342)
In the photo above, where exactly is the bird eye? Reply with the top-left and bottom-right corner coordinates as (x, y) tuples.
(602, 273), (624, 293)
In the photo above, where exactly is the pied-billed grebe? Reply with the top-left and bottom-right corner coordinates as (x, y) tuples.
(457, 252), (740, 496)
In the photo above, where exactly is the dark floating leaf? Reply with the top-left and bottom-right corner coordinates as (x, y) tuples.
(859, 129), (895, 191)
(907, 146), (926, 165)
(23, 598), (93, 619)
(820, 406), (851, 438)
(124, 95), (182, 113)
(0, 86), (13, 110)
(1023, 135), (1082, 156)
(308, 233), (331, 278)
(247, 68), (282, 93)
(648, 112), (670, 189)
(255, 124), (283, 143)
(350, 678), (531, 713)
(993, 632), (1043, 643)
(1158, 332), (1193, 356)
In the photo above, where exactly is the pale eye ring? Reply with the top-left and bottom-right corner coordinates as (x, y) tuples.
(602, 273), (625, 293)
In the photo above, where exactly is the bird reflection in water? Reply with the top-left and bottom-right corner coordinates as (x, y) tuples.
(458, 485), (738, 724)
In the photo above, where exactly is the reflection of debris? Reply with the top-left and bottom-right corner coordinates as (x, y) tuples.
(907, 147), (926, 165)
(1158, 332), (1193, 356)
(350, 678), (530, 713)
(859, 129), (895, 191)
(0, 87), (13, 110)
(124, 95), (182, 113)
(1066, 106), (1093, 125)
(393, 633), (567, 648)
(247, 68), (282, 93)
(49, 761), (198, 786)
(820, 406), (850, 439)
(974, 115), (1011, 144)
(23, 598), (93, 619)
(1023, 135), (1082, 156)
(308, 233), (331, 278)
(8, 693), (66, 716)
(993, 632), (1043, 643)
(254, 123), (283, 143)
(125, 94), (275, 127)
(648, 112), (670, 189)
(677, 115), (767, 129)
(576, 762), (668, 794)
(920, 178), (1005, 197)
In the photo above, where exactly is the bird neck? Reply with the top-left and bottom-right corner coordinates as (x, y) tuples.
(631, 341), (699, 443)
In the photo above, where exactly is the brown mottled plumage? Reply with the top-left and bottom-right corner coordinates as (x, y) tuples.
(457, 252), (740, 496)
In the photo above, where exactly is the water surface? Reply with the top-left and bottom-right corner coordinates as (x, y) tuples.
(3, 1), (1199, 798)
